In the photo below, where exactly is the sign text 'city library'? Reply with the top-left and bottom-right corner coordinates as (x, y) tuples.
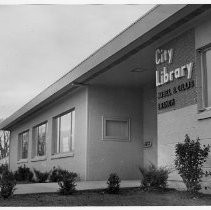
(155, 48), (193, 87)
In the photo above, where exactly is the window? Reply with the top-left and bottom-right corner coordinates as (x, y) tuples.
(102, 117), (130, 141)
(32, 122), (47, 158)
(201, 47), (211, 108)
(52, 110), (75, 154)
(18, 130), (29, 160)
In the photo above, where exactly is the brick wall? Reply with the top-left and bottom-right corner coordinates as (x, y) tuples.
(156, 29), (197, 114)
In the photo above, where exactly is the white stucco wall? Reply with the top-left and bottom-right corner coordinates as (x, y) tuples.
(157, 17), (211, 181)
(142, 84), (157, 167)
(158, 104), (211, 180)
(87, 86), (143, 180)
(158, 105), (198, 180)
(9, 87), (88, 180)
(9, 83), (157, 181)
(86, 85), (157, 180)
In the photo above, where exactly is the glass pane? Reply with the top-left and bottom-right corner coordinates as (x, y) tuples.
(206, 50), (211, 107)
(32, 126), (38, 158)
(22, 132), (28, 159)
(56, 118), (60, 154)
(37, 123), (46, 156)
(59, 112), (72, 153)
(106, 120), (128, 138)
(71, 111), (75, 150)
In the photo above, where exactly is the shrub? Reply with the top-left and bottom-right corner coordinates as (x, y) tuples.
(58, 170), (78, 195)
(175, 134), (210, 194)
(0, 164), (8, 175)
(49, 167), (64, 182)
(34, 169), (50, 183)
(107, 173), (121, 194)
(139, 164), (169, 190)
(0, 169), (16, 199)
(14, 165), (34, 182)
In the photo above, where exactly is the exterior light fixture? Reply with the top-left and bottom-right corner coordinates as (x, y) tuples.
(71, 82), (89, 87)
(130, 68), (148, 73)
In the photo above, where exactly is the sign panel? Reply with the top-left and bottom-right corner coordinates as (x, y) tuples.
(156, 29), (197, 114)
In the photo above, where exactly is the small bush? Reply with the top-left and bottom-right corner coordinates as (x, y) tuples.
(0, 164), (8, 175)
(14, 165), (34, 182)
(175, 134), (210, 194)
(34, 169), (50, 183)
(107, 173), (121, 194)
(49, 167), (64, 182)
(58, 170), (78, 195)
(0, 169), (16, 199)
(139, 164), (169, 191)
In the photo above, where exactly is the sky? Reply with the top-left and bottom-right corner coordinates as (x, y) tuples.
(0, 4), (154, 120)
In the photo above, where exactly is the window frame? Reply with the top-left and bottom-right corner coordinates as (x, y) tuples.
(32, 121), (48, 158)
(18, 129), (29, 161)
(52, 109), (75, 155)
(102, 116), (131, 142)
(199, 45), (211, 110)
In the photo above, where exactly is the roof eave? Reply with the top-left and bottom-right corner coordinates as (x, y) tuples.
(1, 4), (206, 130)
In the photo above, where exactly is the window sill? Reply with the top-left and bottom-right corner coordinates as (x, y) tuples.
(102, 138), (130, 142)
(197, 108), (211, 120)
(51, 152), (74, 160)
(17, 159), (28, 164)
(31, 156), (47, 162)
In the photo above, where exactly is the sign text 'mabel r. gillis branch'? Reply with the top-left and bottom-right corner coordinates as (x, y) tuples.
(155, 48), (194, 87)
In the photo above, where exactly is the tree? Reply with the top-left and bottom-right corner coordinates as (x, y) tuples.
(175, 134), (210, 194)
(0, 131), (10, 159)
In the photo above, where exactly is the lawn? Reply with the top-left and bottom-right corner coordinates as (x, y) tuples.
(1, 188), (211, 206)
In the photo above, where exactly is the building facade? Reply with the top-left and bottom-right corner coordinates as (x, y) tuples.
(1, 5), (211, 181)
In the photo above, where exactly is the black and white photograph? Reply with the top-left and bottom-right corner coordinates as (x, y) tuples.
(0, 0), (211, 207)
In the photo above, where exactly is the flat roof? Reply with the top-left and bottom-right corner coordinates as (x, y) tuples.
(0, 4), (206, 130)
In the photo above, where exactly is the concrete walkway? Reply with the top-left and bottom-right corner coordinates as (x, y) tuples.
(14, 180), (141, 195)
(168, 179), (211, 194)
(14, 179), (211, 195)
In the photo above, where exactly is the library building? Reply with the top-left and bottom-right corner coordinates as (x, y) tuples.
(1, 4), (211, 182)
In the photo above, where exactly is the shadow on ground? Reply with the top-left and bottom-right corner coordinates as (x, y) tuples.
(1, 188), (211, 206)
